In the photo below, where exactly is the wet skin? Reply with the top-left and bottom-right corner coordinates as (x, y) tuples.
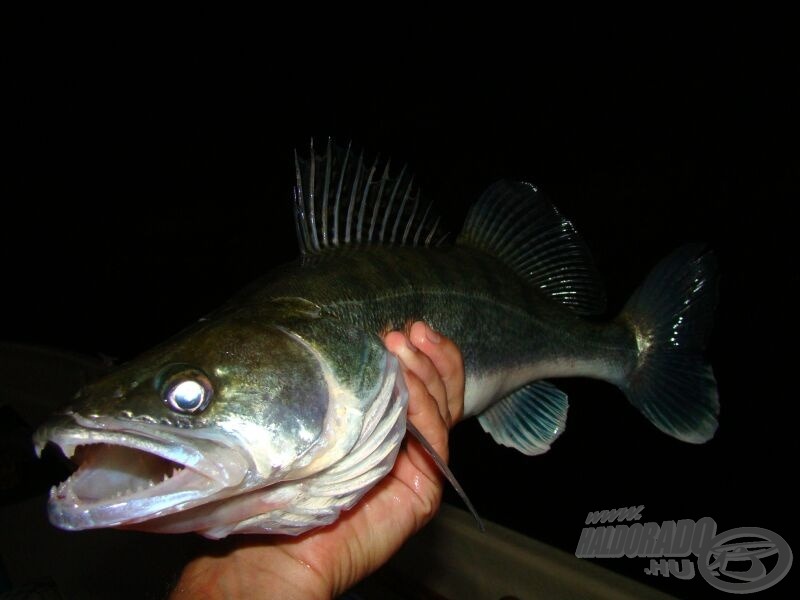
(170, 321), (464, 600)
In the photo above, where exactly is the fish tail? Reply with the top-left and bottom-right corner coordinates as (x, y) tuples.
(618, 244), (720, 443)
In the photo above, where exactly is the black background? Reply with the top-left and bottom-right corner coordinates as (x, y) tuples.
(4, 11), (797, 599)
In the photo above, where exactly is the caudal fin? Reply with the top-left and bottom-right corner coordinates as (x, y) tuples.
(620, 244), (720, 443)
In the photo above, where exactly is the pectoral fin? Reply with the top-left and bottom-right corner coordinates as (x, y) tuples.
(405, 420), (485, 532)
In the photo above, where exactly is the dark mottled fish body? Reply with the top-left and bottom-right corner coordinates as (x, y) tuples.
(240, 244), (635, 415)
(33, 142), (719, 538)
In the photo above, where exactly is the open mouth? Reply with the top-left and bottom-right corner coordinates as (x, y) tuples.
(34, 413), (249, 530)
(54, 443), (189, 503)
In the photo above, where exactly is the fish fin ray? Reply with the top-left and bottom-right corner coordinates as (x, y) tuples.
(477, 380), (568, 455)
(406, 420), (485, 532)
(458, 180), (606, 315)
(619, 244), (719, 443)
(294, 140), (448, 256)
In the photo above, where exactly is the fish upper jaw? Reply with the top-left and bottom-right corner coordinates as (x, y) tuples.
(33, 412), (252, 530)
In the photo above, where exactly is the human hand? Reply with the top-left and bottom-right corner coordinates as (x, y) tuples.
(170, 321), (465, 599)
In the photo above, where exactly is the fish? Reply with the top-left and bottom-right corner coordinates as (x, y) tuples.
(33, 140), (719, 538)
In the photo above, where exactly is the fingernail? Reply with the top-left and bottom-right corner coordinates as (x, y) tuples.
(425, 324), (441, 344)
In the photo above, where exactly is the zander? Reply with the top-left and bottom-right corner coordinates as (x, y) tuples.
(34, 141), (719, 538)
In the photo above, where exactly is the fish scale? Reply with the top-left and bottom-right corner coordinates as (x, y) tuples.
(245, 244), (633, 393)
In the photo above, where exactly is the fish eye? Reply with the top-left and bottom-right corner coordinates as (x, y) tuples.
(157, 365), (214, 414)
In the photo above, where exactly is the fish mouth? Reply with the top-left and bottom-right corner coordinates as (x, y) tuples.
(33, 413), (250, 530)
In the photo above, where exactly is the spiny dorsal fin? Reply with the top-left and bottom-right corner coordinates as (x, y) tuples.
(477, 380), (568, 455)
(294, 139), (448, 256)
(457, 180), (606, 315)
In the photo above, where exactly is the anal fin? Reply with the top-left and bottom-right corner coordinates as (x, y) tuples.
(477, 380), (568, 456)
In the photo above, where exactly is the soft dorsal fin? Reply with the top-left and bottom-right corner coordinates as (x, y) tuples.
(477, 380), (568, 455)
(293, 139), (448, 256)
(458, 180), (606, 315)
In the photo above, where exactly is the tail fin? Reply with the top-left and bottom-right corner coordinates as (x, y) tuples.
(620, 244), (720, 443)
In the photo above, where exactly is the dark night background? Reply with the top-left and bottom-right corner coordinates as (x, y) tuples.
(3, 12), (797, 599)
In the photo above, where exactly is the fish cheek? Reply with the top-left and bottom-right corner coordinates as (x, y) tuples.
(247, 359), (330, 468)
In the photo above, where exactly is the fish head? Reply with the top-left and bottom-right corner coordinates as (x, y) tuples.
(33, 313), (405, 536)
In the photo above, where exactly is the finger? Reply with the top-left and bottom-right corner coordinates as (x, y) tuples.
(384, 330), (450, 426)
(408, 322), (465, 425)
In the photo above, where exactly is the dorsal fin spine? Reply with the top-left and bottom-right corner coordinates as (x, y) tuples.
(368, 161), (391, 242)
(344, 152), (364, 245)
(292, 186), (305, 255)
(402, 192), (420, 245)
(332, 142), (352, 246)
(391, 175), (414, 244)
(293, 150), (311, 255)
(425, 216), (441, 246)
(321, 139), (333, 248)
(294, 140), (447, 254)
(308, 139), (320, 252)
(413, 202), (433, 246)
(356, 156), (378, 244)
(380, 164), (407, 242)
